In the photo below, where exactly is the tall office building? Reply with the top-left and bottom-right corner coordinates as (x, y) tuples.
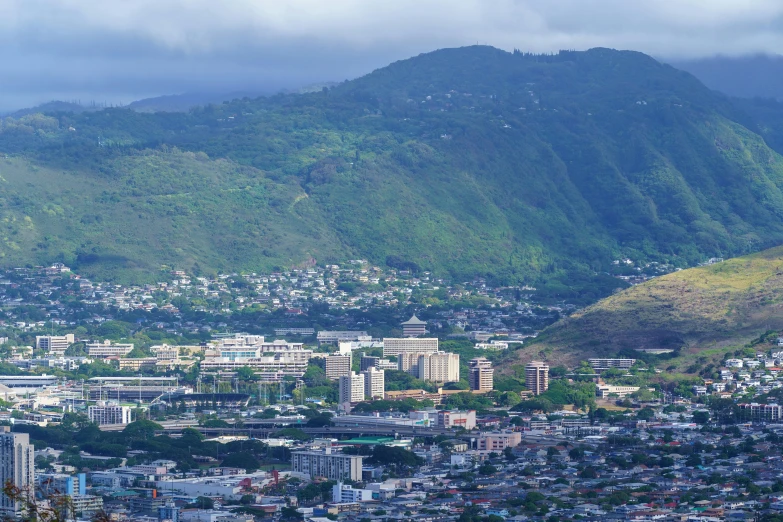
(469, 357), (494, 391)
(382, 338), (438, 358)
(0, 432), (34, 515)
(325, 353), (352, 380)
(525, 361), (549, 395)
(362, 367), (385, 399)
(35, 334), (75, 355)
(338, 372), (365, 405)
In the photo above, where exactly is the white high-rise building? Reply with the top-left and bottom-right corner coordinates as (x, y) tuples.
(362, 367), (385, 399)
(0, 431), (34, 515)
(291, 448), (363, 480)
(35, 334), (75, 356)
(88, 404), (132, 426)
(422, 352), (459, 382)
(398, 352), (459, 383)
(382, 338), (438, 357)
(339, 373), (365, 405)
(326, 354), (352, 380)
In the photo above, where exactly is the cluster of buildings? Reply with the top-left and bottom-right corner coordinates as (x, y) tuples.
(0, 263), (572, 345)
(320, 329), (498, 410)
(13, 264), (783, 520)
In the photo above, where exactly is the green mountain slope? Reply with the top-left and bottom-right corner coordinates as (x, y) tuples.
(0, 152), (343, 278)
(2, 46), (783, 291)
(524, 245), (783, 369)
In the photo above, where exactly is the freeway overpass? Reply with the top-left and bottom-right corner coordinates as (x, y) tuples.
(99, 420), (451, 438)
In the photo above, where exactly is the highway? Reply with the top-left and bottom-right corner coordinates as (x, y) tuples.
(99, 419), (450, 437)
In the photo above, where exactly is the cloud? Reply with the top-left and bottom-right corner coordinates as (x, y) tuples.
(1, 0), (783, 110)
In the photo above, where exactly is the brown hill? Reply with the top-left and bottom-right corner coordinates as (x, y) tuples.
(515, 246), (783, 369)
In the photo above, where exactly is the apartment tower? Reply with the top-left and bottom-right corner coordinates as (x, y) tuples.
(361, 367), (385, 399)
(338, 372), (365, 406)
(0, 431), (34, 515)
(468, 357), (494, 392)
(525, 361), (549, 395)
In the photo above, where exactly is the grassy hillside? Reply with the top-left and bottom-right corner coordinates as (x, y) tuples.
(522, 246), (783, 369)
(2, 46), (783, 292)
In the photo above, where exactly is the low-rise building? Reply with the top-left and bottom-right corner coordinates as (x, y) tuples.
(332, 482), (374, 502)
(118, 358), (157, 371)
(87, 341), (134, 358)
(588, 358), (636, 371)
(596, 384), (639, 398)
(476, 431), (522, 451)
(438, 410), (476, 430)
(35, 335), (75, 356)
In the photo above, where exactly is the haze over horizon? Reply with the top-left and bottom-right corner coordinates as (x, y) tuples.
(3, 0), (783, 111)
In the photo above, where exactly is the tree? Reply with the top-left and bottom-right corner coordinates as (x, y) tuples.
(366, 446), (424, 471)
(579, 466), (598, 478)
(692, 410), (710, 424)
(498, 391), (521, 407)
(478, 463), (497, 475)
(2, 479), (111, 522)
(273, 428), (310, 441)
(221, 452), (260, 472)
(568, 447), (585, 461)
(122, 419), (162, 440)
(194, 496), (214, 509)
(685, 454), (702, 467)
(305, 414), (334, 427)
(281, 506), (303, 519)
(630, 387), (655, 402)
(636, 407), (655, 421)
(235, 366), (258, 382)
(95, 320), (131, 339)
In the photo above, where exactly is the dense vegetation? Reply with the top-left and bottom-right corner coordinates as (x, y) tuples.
(15, 415), (284, 472)
(3, 46), (783, 298)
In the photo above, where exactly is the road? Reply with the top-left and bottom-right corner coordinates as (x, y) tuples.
(99, 420), (450, 438)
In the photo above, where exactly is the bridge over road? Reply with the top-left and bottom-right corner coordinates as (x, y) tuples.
(99, 420), (451, 438)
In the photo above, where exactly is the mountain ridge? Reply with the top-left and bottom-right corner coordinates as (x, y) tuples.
(1, 46), (783, 295)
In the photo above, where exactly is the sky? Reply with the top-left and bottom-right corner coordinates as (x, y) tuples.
(1, 0), (783, 111)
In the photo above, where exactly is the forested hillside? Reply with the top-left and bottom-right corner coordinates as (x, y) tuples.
(2, 46), (783, 298)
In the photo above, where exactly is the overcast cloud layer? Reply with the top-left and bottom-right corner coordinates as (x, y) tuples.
(1, 0), (783, 111)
